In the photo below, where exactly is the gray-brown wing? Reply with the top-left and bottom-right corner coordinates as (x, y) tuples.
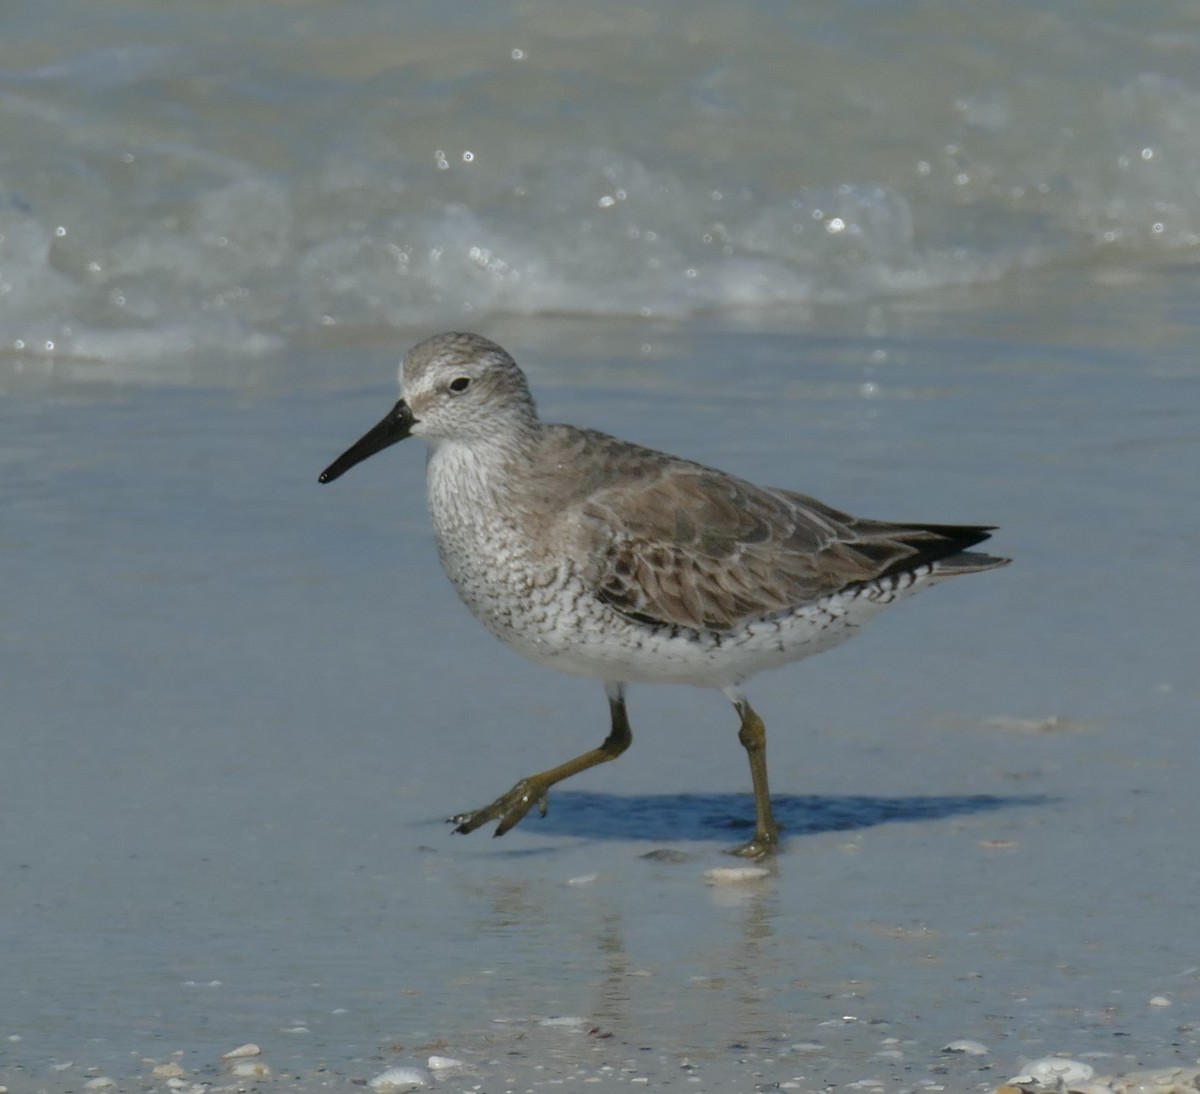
(580, 465), (996, 632)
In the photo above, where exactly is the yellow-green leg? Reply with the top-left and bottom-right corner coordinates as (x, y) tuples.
(724, 687), (781, 858)
(452, 682), (633, 838)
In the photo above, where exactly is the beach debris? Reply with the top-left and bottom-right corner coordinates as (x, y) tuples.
(1112, 1067), (1200, 1092)
(226, 1058), (271, 1078)
(703, 865), (771, 884)
(427, 1054), (467, 1072)
(1005, 1056), (1094, 1089)
(999, 1062), (1200, 1093)
(943, 1039), (989, 1056)
(979, 715), (1084, 734)
(368, 1065), (432, 1091)
(538, 1015), (586, 1029)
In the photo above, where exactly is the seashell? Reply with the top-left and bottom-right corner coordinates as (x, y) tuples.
(221, 1043), (262, 1060)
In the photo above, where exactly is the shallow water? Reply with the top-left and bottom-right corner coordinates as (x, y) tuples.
(3, 4), (1200, 1093)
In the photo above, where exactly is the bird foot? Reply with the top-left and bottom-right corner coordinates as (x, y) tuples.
(450, 777), (550, 838)
(728, 828), (780, 859)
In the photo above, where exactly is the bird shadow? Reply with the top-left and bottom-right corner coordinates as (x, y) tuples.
(515, 790), (1051, 844)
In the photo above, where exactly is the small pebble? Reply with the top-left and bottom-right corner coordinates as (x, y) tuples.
(51, 1061), (74, 1072)
(943, 1039), (989, 1056)
(703, 866), (770, 884)
(539, 1015), (586, 1028)
(221, 1043), (262, 1059)
(84, 1079), (116, 1091)
(1148, 995), (1172, 1007)
(368, 1065), (432, 1091)
(566, 873), (598, 885)
(639, 848), (691, 863)
(152, 1062), (187, 1078)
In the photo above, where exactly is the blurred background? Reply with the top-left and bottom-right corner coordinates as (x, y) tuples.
(3, 0), (1200, 378)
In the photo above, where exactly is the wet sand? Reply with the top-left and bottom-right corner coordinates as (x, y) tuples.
(3, 269), (1200, 1093)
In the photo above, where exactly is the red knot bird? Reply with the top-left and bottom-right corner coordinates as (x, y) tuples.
(319, 331), (1008, 857)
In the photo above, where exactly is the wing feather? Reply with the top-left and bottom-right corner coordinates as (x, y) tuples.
(580, 465), (1000, 632)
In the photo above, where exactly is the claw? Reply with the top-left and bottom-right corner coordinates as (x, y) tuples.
(450, 777), (550, 839)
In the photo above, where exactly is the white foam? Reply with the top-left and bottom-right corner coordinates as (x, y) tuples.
(4, 1), (1200, 380)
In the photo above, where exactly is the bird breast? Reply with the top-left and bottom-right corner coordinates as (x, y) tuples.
(426, 440), (576, 646)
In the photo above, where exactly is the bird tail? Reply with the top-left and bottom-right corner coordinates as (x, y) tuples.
(909, 523), (1010, 575)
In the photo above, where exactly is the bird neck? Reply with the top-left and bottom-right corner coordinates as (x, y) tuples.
(425, 421), (540, 515)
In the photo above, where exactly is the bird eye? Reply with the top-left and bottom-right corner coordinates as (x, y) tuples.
(448, 376), (471, 394)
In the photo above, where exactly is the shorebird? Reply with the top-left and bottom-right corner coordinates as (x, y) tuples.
(319, 332), (1007, 857)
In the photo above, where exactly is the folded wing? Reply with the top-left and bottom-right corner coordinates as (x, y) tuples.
(581, 465), (1003, 632)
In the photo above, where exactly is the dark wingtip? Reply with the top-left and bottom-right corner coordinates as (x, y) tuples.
(915, 523), (997, 553)
(871, 523), (1008, 581)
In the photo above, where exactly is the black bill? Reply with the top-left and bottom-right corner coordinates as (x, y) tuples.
(318, 399), (416, 483)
